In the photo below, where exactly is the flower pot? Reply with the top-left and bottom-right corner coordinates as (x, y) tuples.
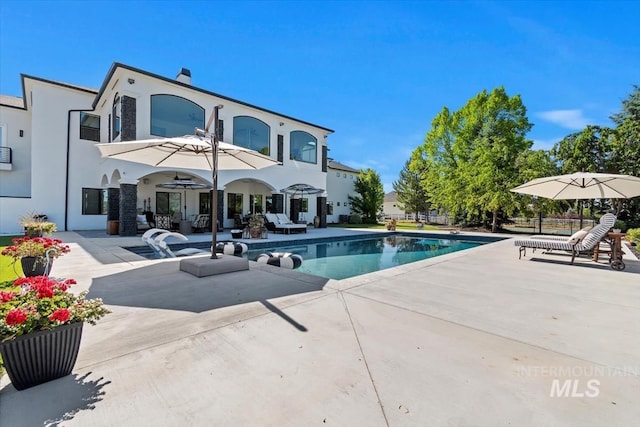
(20, 256), (52, 277)
(0, 322), (84, 390)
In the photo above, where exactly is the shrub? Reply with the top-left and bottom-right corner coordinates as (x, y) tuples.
(613, 219), (627, 232)
(348, 214), (362, 224)
(627, 228), (640, 244)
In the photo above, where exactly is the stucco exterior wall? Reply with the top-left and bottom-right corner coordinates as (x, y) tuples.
(0, 64), (342, 234)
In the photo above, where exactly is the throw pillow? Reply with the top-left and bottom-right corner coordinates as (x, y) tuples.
(567, 229), (588, 244)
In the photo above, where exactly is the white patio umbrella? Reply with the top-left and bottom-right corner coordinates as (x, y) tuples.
(280, 183), (325, 220)
(511, 172), (640, 200)
(96, 132), (279, 258)
(156, 176), (212, 221)
(511, 172), (640, 228)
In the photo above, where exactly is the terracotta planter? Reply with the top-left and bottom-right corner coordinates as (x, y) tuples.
(0, 322), (84, 390)
(20, 256), (52, 277)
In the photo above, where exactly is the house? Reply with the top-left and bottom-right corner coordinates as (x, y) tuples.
(326, 159), (359, 223)
(0, 62), (354, 235)
(382, 191), (406, 218)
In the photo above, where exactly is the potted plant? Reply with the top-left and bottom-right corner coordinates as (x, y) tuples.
(0, 276), (109, 390)
(1, 236), (71, 277)
(19, 212), (56, 237)
(247, 214), (265, 238)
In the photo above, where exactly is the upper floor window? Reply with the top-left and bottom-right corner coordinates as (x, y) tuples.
(233, 116), (270, 155)
(290, 131), (317, 164)
(80, 113), (100, 142)
(151, 95), (204, 137)
(112, 94), (121, 140)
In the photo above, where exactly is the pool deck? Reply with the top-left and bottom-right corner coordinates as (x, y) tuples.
(1, 227), (639, 426)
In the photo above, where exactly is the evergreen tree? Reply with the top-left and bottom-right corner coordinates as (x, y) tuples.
(348, 168), (385, 223)
(393, 160), (429, 221)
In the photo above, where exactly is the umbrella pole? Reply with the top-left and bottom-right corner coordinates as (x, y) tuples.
(210, 106), (221, 259)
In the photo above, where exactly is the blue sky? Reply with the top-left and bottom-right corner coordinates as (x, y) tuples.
(1, 1), (638, 192)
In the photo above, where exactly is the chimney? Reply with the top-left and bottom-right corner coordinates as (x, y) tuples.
(176, 67), (192, 85)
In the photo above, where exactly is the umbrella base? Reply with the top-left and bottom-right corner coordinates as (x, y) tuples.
(179, 254), (249, 277)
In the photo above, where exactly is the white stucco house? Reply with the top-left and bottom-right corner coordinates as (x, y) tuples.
(326, 159), (358, 223)
(0, 62), (358, 235)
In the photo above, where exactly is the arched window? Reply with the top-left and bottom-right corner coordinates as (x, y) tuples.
(290, 131), (317, 164)
(233, 116), (270, 155)
(150, 95), (204, 137)
(112, 93), (121, 140)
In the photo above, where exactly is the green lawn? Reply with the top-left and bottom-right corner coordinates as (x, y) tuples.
(0, 235), (23, 282)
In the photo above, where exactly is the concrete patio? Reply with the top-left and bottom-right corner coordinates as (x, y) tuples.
(1, 227), (639, 426)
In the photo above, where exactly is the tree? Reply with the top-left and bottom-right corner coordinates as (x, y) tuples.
(348, 168), (385, 223)
(551, 125), (615, 174)
(611, 85), (640, 176)
(610, 85), (640, 224)
(412, 87), (533, 232)
(392, 160), (429, 221)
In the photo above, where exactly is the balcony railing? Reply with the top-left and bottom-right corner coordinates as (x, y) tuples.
(0, 146), (12, 164)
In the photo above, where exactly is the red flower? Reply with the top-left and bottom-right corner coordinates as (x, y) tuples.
(5, 308), (28, 325)
(49, 308), (70, 323)
(0, 291), (15, 303)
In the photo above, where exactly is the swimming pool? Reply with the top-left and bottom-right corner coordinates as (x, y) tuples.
(127, 233), (500, 280)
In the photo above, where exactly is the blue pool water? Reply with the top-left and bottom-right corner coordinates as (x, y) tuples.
(128, 233), (494, 280)
(245, 235), (482, 279)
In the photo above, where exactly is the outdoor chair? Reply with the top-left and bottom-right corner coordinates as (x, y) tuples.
(154, 231), (208, 258)
(264, 213), (307, 234)
(191, 214), (210, 233)
(514, 213), (616, 265)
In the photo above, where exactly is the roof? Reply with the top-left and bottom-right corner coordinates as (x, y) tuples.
(92, 62), (335, 133)
(0, 95), (24, 109)
(384, 191), (398, 202)
(328, 159), (359, 173)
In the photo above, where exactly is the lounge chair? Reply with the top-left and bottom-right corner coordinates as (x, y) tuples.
(141, 230), (207, 258)
(514, 213), (616, 264)
(264, 213), (307, 234)
(155, 232), (209, 258)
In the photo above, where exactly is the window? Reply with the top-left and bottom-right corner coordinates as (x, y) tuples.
(290, 131), (317, 163)
(336, 172), (340, 177)
(227, 193), (243, 219)
(112, 94), (121, 140)
(265, 196), (273, 213)
(199, 192), (211, 214)
(0, 124), (9, 164)
(249, 194), (263, 214)
(80, 113), (100, 141)
(82, 188), (107, 215)
(343, 173), (346, 178)
(233, 116), (270, 155)
(151, 95), (204, 137)
(327, 202), (333, 215)
(156, 192), (181, 215)
(301, 198), (308, 212)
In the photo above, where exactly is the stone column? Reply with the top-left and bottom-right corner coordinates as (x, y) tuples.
(107, 188), (120, 221)
(316, 196), (327, 228)
(216, 189), (224, 231)
(121, 96), (137, 141)
(290, 198), (301, 223)
(271, 193), (284, 213)
(119, 181), (138, 236)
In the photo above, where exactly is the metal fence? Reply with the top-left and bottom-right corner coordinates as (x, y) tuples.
(505, 217), (597, 236)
